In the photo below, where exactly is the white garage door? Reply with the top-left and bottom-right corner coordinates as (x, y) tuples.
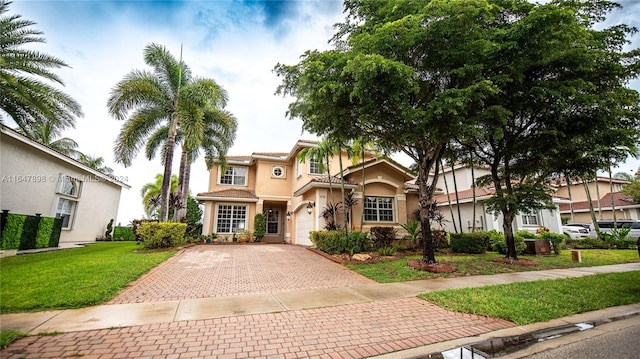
(295, 210), (314, 246)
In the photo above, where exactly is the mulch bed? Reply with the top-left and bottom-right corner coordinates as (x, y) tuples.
(307, 247), (421, 264)
(491, 257), (539, 266)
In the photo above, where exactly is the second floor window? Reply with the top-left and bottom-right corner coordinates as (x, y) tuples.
(309, 157), (322, 175)
(364, 197), (394, 222)
(219, 166), (247, 186)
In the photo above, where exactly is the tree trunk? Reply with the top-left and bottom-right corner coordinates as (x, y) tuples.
(502, 210), (518, 259)
(583, 178), (601, 239)
(594, 174), (603, 219)
(338, 145), (348, 233)
(440, 159), (458, 233)
(159, 113), (178, 222)
(451, 162), (464, 233)
(471, 156), (477, 232)
(418, 145), (446, 264)
(174, 149), (188, 221)
(609, 164), (617, 225)
(566, 175), (575, 223)
(360, 147), (366, 232)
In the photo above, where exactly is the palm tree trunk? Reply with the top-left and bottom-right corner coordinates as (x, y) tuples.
(471, 155), (477, 232)
(594, 174), (603, 219)
(451, 162), (463, 233)
(338, 145), (348, 233)
(160, 114), (178, 222)
(174, 149), (188, 221)
(609, 164), (617, 225)
(566, 175), (575, 223)
(583, 178), (601, 239)
(440, 159), (458, 233)
(360, 147), (366, 232)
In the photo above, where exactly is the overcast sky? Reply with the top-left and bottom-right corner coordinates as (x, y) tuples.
(7, 0), (640, 225)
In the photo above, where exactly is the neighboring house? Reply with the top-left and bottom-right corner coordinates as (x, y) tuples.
(197, 140), (417, 245)
(1, 125), (130, 245)
(432, 164), (567, 235)
(554, 176), (640, 223)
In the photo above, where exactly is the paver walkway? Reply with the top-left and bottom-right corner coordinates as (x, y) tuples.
(1, 245), (638, 359)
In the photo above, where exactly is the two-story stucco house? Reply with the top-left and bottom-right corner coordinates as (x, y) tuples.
(197, 140), (418, 245)
(1, 125), (130, 245)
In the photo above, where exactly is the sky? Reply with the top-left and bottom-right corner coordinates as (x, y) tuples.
(6, 0), (640, 225)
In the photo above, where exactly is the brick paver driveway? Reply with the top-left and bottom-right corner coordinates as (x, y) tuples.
(109, 244), (376, 304)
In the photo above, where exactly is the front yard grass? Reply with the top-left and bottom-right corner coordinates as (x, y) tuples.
(420, 270), (640, 325)
(345, 249), (639, 283)
(0, 242), (175, 313)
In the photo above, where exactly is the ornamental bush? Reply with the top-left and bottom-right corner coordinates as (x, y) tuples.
(309, 230), (370, 255)
(113, 226), (135, 241)
(539, 232), (566, 255)
(493, 233), (527, 255)
(450, 232), (488, 254)
(1, 214), (25, 250)
(136, 222), (187, 249)
(369, 226), (396, 249)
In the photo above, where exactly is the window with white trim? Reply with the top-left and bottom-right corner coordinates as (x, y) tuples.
(216, 204), (247, 234)
(219, 166), (247, 186)
(309, 157), (322, 175)
(364, 197), (394, 222)
(55, 175), (82, 229)
(521, 214), (539, 226)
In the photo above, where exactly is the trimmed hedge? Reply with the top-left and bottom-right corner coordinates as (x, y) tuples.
(136, 222), (187, 249)
(113, 226), (136, 241)
(309, 230), (371, 255)
(493, 233), (527, 255)
(0, 213), (61, 250)
(450, 232), (488, 254)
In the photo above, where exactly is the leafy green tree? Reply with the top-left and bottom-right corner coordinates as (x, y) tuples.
(277, 0), (495, 263)
(0, 0), (82, 132)
(109, 43), (232, 222)
(185, 196), (202, 225)
(621, 168), (640, 202)
(17, 119), (79, 157)
(456, 0), (640, 258)
(140, 174), (178, 219)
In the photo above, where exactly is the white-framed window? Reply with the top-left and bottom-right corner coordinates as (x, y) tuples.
(364, 196), (394, 222)
(57, 175), (81, 198)
(55, 198), (77, 229)
(219, 166), (247, 186)
(309, 157), (322, 175)
(266, 210), (280, 235)
(521, 214), (539, 226)
(216, 204), (247, 234)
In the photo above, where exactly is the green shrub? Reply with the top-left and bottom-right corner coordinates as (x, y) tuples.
(309, 230), (370, 255)
(1, 214), (25, 250)
(36, 217), (54, 248)
(378, 246), (396, 256)
(540, 232), (565, 255)
(486, 230), (504, 250)
(136, 222), (187, 249)
(515, 230), (537, 239)
(450, 232), (488, 254)
(370, 226), (396, 249)
(253, 213), (266, 242)
(113, 226), (135, 241)
(50, 218), (62, 247)
(493, 233), (527, 254)
(614, 238), (637, 250)
(565, 237), (612, 249)
(433, 230), (449, 249)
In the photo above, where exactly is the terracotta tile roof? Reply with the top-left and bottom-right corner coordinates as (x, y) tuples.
(433, 187), (495, 203)
(558, 192), (639, 211)
(226, 155), (252, 162)
(197, 189), (258, 199)
(310, 175), (357, 185)
(404, 182), (444, 193)
(252, 152), (289, 157)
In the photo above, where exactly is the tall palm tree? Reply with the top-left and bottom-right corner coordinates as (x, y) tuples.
(141, 174), (178, 219)
(0, 0), (82, 132)
(78, 153), (114, 175)
(298, 138), (338, 199)
(17, 119), (79, 157)
(145, 108), (237, 220)
(350, 138), (382, 231)
(108, 43), (230, 221)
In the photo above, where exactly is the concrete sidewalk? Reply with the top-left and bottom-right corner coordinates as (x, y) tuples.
(2, 263), (638, 334)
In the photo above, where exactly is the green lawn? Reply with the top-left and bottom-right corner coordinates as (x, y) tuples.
(345, 250), (639, 283)
(420, 270), (640, 325)
(0, 242), (175, 313)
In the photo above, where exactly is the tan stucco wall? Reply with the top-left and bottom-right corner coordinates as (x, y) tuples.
(1, 133), (124, 244)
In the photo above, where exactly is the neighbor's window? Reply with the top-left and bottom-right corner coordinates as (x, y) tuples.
(521, 214), (539, 226)
(364, 197), (394, 222)
(219, 166), (247, 186)
(309, 157), (322, 175)
(216, 204), (247, 234)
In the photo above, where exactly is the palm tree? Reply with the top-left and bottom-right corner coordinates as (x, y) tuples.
(78, 153), (114, 175)
(298, 138), (338, 214)
(0, 0), (82, 132)
(108, 43), (230, 221)
(145, 108), (237, 220)
(17, 119), (79, 157)
(141, 174), (178, 219)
